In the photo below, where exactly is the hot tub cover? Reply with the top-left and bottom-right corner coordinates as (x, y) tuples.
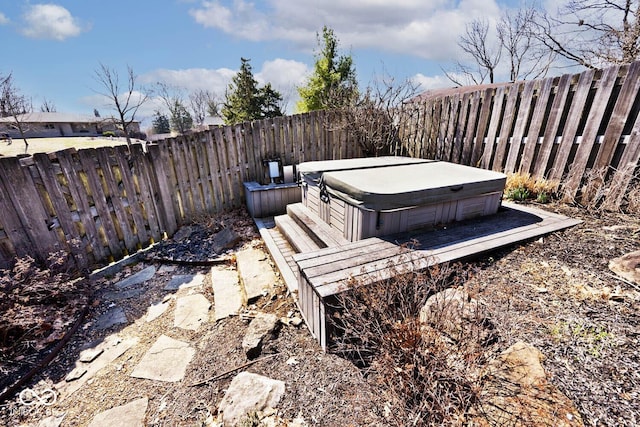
(298, 156), (431, 181)
(321, 161), (506, 211)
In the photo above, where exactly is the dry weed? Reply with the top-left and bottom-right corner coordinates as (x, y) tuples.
(505, 172), (559, 203)
(328, 260), (493, 426)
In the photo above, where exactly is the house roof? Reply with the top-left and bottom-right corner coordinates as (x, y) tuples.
(0, 112), (138, 124)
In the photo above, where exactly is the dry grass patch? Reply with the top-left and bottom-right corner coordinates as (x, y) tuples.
(504, 172), (559, 203)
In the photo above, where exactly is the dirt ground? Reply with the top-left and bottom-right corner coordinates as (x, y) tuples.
(0, 202), (639, 426)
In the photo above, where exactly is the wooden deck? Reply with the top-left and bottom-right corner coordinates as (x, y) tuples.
(256, 201), (581, 349)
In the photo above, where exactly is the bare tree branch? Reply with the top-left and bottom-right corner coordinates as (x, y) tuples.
(535, 0), (640, 68)
(0, 74), (32, 152)
(93, 63), (149, 150)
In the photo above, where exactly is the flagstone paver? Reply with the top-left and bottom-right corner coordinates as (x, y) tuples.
(164, 273), (205, 291)
(210, 265), (243, 320)
(88, 397), (148, 427)
(57, 335), (138, 400)
(130, 335), (195, 382)
(236, 247), (277, 302)
(115, 266), (156, 289)
(146, 299), (171, 322)
(94, 306), (127, 330)
(174, 294), (211, 330)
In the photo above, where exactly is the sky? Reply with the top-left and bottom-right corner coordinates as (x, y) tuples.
(0, 0), (550, 129)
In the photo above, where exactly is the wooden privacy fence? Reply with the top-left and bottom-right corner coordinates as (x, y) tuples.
(396, 61), (640, 209)
(2, 61), (640, 270)
(0, 112), (361, 270)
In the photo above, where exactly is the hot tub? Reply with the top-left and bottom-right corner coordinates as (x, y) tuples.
(298, 157), (506, 241)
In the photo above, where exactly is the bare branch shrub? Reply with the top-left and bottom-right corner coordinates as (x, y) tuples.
(332, 72), (420, 157)
(624, 177), (640, 214)
(0, 251), (87, 351)
(328, 257), (493, 425)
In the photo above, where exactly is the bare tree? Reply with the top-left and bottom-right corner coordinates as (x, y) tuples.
(40, 97), (56, 112)
(446, 19), (501, 85)
(534, 0), (640, 68)
(498, 7), (554, 81)
(156, 82), (193, 135)
(189, 89), (218, 128)
(93, 63), (148, 149)
(1, 74), (32, 152)
(446, 5), (554, 86)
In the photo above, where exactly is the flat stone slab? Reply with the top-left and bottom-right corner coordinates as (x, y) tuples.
(94, 307), (128, 330)
(210, 266), (243, 320)
(56, 335), (138, 400)
(115, 266), (156, 289)
(218, 372), (285, 426)
(174, 294), (211, 330)
(65, 366), (87, 382)
(235, 247), (277, 303)
(146, 300), (171, 322)
(130, 335), (195, 382)
(164, 273), (205, 291)
(102, 286), (145, 301)
(79, 347), (104, 363)
(157, 264), (177, 274)
(88, 397), (148, 427)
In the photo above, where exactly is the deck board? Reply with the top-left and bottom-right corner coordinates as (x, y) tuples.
(255, 217), (299, 293)
(295, 202), (581, 298)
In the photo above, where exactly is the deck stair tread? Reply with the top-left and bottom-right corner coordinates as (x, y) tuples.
(274, 214), (322, 253)
(286, 203), (350, 248)
(254, 217), (298, 293)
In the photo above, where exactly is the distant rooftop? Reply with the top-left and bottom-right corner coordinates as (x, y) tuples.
(0, 112), (138, 124)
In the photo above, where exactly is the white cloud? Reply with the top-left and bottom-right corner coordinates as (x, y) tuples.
(188, 0), (502, 60)
(139, 60), (309, 115)
(0, 12), (9, 25)
(412, 73), (455, 92)
(256, 59), (309, 113)
(21, 4), (83, 41)
(140, 67), (237, 94)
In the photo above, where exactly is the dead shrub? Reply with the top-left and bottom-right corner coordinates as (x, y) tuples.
(624, 178), (640, 214)
(329, 259), (492, 425)
(0, 251), (88, 352)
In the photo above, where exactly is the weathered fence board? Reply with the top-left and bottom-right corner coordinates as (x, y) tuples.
(533, 73), (573, 178)
(505, 79), (537, 173)
(562, 65), (620, 201)
(520, 76), (554, 174)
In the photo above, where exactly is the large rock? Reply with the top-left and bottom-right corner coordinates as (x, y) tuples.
(242, 313), (279, 359)
(609, 250), (640, 285)
(218, 372), (285, 426)
(419, 287), (494, 343)
(474, 341), (583, 426)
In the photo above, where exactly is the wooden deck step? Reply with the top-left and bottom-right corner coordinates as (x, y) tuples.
(275, 214), (322, 253)
(254, 217), (298, 293)
(286, 203), (349, 248)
